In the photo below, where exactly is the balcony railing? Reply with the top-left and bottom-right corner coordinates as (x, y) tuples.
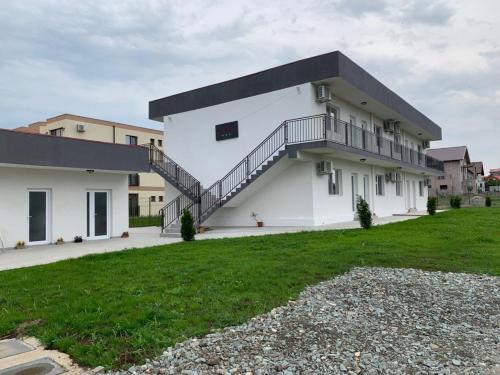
(325, 116), (443, 172)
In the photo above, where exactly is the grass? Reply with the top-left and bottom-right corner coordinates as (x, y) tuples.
(0, 208), (499, 369)
(129, 215), (162, 228)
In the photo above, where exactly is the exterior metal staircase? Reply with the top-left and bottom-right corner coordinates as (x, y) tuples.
(148, 114), (444, 234)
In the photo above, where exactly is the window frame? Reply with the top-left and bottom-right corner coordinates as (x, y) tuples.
(375, 175), (385, 196)
(125, 135), (138, 145)
(128, 174), (140, 186)
(328, 169), (343, 196)
(49, 127), (64, 137)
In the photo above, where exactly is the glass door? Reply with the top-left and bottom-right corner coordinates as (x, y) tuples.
(87, 191), (110, 239)
(28, 190), (50, 245)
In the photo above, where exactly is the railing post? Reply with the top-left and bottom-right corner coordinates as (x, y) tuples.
(175, 165), (179, 186)
(218, 180), (223, 206)
(345, 123), (349, 145)
(176, 196), (180, 219)
(246, 156), (250, 179)
(284, 121), (288, 144)
(323, 115), (328, 140)
(390, 141), (393, 159)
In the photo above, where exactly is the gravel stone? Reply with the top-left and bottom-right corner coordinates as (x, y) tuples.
(115, 268), (500, 374)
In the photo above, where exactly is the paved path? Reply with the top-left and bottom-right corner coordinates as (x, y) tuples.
(0, 215), (416, 271)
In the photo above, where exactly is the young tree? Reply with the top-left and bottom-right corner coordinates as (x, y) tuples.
(356, 196), (372, 229)
(485, 196), (492, 207)
(427, 197), (437, 215)
(180, 209), (196, 241)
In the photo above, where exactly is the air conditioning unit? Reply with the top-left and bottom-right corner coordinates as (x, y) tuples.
(393, 123), (401, 134)
(385, 171), (397, 182)
(316, 84), (332, 103)
(423, 140), (430, 149)
(424, 177), (432, 187)
(383, 120), (396, 133)
(317, 160), (333, 175)
(76, 124), (86, 132)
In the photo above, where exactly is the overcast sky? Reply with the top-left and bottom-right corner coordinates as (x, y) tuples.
(0, 0), (498, 170)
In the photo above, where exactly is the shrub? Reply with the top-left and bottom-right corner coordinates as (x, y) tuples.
(356, 196), (372, 229)
(427, 197), (437, 215)
(450, 195), (462, 209)
(181, 209), (196, 241)
(485, 196), (492, 207)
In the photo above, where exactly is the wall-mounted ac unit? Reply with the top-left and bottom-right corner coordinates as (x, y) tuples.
(394, 123), (401, 134)
(424, 177), (432, 187)
(317, 160), (333, 175)
(422, 140), (430, 149)
(385, 171), (397, 182)
(76, 124), (86, 132)
(316, 84), (332, 103)
(383, 120), (395, 133)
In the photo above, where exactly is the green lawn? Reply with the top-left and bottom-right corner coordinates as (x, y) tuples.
(1, 208), (499, 369)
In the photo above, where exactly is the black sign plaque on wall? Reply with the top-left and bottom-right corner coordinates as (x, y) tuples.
(215, 121), (239, 141)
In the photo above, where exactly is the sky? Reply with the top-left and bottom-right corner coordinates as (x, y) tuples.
(0, 0), (499, 171)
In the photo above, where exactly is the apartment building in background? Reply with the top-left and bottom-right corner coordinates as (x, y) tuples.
(16, 114), (164, 217)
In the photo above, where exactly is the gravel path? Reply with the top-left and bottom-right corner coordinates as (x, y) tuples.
(123, 268), (500, 375)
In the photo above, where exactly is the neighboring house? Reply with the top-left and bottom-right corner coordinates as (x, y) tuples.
(426, 146), (481, 195)
(15, 114), (164, 217)
(0, 129), (149, 248)
(468, 161), (485, 192)
(485, 168), (500, 192)
(147, 51), (444, 233)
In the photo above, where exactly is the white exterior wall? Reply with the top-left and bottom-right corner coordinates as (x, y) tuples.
(164, 83), (321, 186)
(163, 82), (430, 227)
(0, 166), (128, 248)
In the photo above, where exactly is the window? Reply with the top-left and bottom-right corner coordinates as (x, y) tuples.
(440, 184), (448, 191)
(395, 173), (403, 196)
(437, 175), (445, 180)
(375, 175), (385, 196)
(328, 169), (342, 195)
(126, 135), (138, 145)
(158, 139), (163, 147)
(419, 181), (424, 196)
(128, 174), (140, 186)
(150, 196), (156, 202)
(159, 195), (164, 202)
(150, 138), (155, 145)
(50, 127), (64, 136)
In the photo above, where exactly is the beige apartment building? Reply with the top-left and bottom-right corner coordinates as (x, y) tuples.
(16, 114), (164, 217)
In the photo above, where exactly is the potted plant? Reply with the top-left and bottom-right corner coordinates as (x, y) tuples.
(251, 212), (264, 227)
(121, 231), (129, 238)
(15, 240), (26, 249)
(74, 236), (83, 243)
(55, 237), (64, 245)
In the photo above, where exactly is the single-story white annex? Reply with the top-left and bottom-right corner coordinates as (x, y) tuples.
(147, 51), (445, 234)
(0, 129), (149, 249)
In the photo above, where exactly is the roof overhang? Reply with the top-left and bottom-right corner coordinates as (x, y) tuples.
(0, 129), (150, 172)
(149, 51), (442, 140)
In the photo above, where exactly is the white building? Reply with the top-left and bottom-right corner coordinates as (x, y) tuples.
(0, 129), (149, 248)
(148, 51), (444, 232)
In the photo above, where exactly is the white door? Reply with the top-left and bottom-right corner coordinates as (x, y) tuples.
(28, 189), (51, 245)
(406, 180), (411, 209)
(362, 175), (370, 205)
(351, 173), (359, 211)
(412, 181), (417, 209)
(87, 191), (111, 239)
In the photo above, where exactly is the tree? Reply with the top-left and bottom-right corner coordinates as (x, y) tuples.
(180, 209), (196, 241)
(356, 196), (372, 229)
(427, 197), (437, 215)
(485, 196), (492, 207)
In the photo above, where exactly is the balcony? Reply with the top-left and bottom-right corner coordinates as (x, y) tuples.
(284, 115), (444, 173)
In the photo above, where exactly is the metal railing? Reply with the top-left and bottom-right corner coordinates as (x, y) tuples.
(152, 114), (444, 231)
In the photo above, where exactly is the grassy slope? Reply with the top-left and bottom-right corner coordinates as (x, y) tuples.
(0, 208), (499, 369)
(129, 215), (162, 228)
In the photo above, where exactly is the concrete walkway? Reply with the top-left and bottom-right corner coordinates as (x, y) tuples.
(0, 215), (418, 271)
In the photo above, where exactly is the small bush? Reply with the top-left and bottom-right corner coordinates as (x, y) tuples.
(181, 209), (196, 241)
(450, 195), (462, 209)
(427, 197), (437, 215)
(485, 196), (492, 207)
(356, 196), (372, 229)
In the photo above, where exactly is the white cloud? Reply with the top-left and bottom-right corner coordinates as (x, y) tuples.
(0, 0), (499, 170)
